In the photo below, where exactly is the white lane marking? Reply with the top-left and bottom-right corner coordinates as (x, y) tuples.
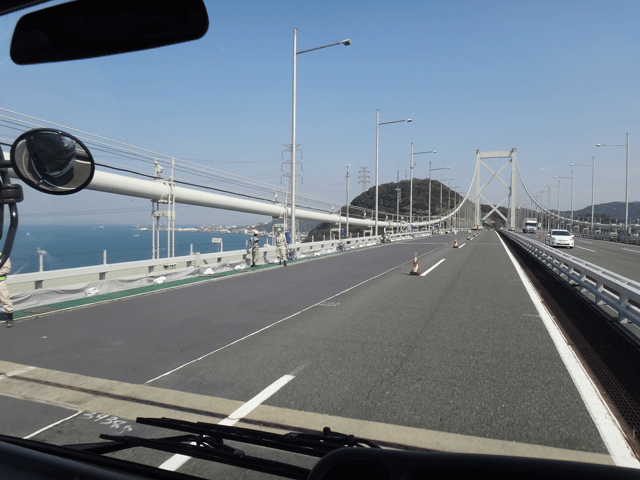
(0, 366), (36, 380)
(622, 248), (640, 254)
(497, 235), (640, 468)
(145, 250), (441, 384)
(575, 246), (596, 253)
(159, 374), (295, 472)
(420, 259), (446, 277)
(458, 243), (466, 249)
(23, 410), (82, 439)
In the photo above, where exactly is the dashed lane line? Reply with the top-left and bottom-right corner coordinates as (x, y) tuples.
(23, 411), (82, 440)
(159, 373), (296, 472)
(144, 245), (450, 385)
(420, 259), (446, 277)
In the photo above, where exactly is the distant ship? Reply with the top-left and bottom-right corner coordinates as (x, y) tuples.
(36, 247), (47, 255)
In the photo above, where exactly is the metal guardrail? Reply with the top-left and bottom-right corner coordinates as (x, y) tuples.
(574, 232), (640, 245)
(6, 236), (371, 292)
(7, 232), (430, 293)
(501, 230), (640, 329)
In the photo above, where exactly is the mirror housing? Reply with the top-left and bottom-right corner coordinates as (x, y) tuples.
(10, 129), (95, 195)
(10, 0), (209, 65)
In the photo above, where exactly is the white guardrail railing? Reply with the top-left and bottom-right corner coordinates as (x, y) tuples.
(501, 230), (640, 331)
(7, 231), (424, 294)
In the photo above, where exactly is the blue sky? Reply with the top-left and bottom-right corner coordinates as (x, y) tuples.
(0, 0), (638, 225)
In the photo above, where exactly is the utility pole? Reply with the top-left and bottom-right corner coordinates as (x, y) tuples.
(358, 166), (370, 193)
(345, 164), (350, 238)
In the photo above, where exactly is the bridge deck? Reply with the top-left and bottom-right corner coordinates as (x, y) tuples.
(0, 231), (625, 477)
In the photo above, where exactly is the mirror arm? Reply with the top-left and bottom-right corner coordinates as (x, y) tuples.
(0, 164), (23, 270)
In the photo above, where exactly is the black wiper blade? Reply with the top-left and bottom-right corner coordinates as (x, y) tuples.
(69, 433), (242, 457)
(77, 417), (380, 480)
(284, 427), (381, 451)
(135, 417), (380, 457)
(98, 432), (309, 480)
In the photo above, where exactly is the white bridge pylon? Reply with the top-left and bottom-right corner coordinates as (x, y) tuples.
(474, 149), (517, 229)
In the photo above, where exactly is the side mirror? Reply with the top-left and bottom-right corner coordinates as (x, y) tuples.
(10, 129), (94, 195)
(10, 0), (209, 65)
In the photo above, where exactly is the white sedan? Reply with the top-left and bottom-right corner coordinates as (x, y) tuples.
(545, 229), (574, 248)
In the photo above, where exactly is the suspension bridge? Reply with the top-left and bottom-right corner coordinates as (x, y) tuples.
(0, 111), (640, 478)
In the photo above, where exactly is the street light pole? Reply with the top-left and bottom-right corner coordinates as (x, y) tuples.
(538, 190), (547, 229)
(428, 162), (449, 231)
(376, 110), (412, 237)
(555, 174), (573, 231)
(292, 28), (351, 250)
(375, 112), (412, 238)
(544, 184), (558, 229)
(440, 176), (456, 228)
(451, 186), (461, 228)
(596, 134), (629, 234)
(345, 164), (350, 237)
(571, 157), (595, 232)
(409, 144), (436, 230)
(396, 167), (400, 234)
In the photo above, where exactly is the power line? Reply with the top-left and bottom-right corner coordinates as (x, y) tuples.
(0, 109), (345, 211)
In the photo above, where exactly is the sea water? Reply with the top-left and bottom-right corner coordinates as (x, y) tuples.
(5, 225), (255, 274)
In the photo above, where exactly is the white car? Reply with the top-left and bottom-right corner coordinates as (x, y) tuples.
(545, 229), (574, 248)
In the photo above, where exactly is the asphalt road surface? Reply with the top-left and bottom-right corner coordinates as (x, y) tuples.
(0, 231), (630, 478)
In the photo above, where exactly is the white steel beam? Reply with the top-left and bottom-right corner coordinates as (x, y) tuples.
(478, 151), (512, 159)
(5, 166), (383, 228)
(2, 150), (478, 229)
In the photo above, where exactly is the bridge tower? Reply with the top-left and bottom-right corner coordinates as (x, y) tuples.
(473, 149), (517, 230)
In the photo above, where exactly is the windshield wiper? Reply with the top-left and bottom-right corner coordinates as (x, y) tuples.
(70, 417), (380, 480)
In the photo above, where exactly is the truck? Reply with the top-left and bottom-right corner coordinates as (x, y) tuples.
(523, 218), (538, 233)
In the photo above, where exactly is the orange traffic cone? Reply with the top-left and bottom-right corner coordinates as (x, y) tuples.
(410, 253), (420, 275)
(453, 238), (458, 248)
(467, 233), (470, 240)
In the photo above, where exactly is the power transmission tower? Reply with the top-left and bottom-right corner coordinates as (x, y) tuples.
(358, 166), (370, 193)
(281, 144), (303, 235)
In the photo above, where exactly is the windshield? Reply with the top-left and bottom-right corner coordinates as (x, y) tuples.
(0, 1), (638, 478)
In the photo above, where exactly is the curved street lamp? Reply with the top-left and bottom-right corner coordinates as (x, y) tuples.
(570, 157), (595, 232)
(375, 111), (411, 237)
(410, 144), (436, 229)
(428, 162), (448, 230)
(596, 134), (629, 234)
(555, 174), (573, 231)
(291, 29), (351, 249)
